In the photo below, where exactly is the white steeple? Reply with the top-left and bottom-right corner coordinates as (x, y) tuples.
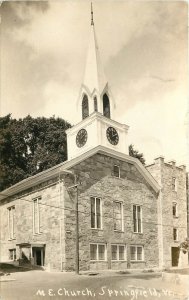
(77, 3), (116, 120)
(83, 19), (107, 94)
(67, 4), (129, 161)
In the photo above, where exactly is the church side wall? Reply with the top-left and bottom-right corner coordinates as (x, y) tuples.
(162, 163), (188, 268)
(0, 177), (67, 271)
(147, 159), (188, 268)
(64, 153), (159, 271)
(146, 159), (164, 269)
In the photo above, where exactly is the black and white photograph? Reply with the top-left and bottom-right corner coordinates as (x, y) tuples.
(0, 1), (188, 299)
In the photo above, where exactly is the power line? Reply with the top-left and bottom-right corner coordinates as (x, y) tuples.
(1, 194), (187, 229)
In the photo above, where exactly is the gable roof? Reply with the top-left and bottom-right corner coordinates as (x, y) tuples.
(0, 145), (160, 201)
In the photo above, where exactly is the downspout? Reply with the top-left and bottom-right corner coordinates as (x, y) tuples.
(59, 169), (62, 271)
(159, 162), (164, 269)
(59, 168), (75, 272)
(159, 186), (164, 269)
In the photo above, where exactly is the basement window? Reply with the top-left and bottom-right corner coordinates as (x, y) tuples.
(90, 243), (106, 261)
(130, 245), (144, 261)
(111, 244), (126, 261)
(9, 249), (16, 261)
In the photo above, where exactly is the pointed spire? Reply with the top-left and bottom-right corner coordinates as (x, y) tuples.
(91, 3), (94, 26)
(83, 4), (107, 94)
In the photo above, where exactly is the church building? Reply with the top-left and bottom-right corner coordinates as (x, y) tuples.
(0, 6), (188, 272)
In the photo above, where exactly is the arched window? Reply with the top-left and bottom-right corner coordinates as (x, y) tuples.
(103, 93), (110, 118)
(82, 94), (89, 119)
(94, 96), (98, 112)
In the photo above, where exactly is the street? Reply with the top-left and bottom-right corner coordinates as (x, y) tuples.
(0, 270), (188, 300)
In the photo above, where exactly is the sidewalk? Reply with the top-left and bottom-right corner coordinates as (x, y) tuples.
(79, 268), (162, 277)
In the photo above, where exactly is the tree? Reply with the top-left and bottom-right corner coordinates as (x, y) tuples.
(0, 115), (27, 191)
(0, 115), (71, 191)
(0, 116), (146, 191)
(179, 238), (189, 254)
(129, 144), (145, 165)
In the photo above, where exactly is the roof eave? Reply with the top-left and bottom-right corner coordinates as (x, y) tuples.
(0, 146), (160, 201)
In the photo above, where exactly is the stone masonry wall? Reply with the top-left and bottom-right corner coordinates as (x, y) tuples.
(0, 175), (74, 271)
(0, 152), (161, 272)
(147, 158), (188, 268)
(63, 153), (159, 271)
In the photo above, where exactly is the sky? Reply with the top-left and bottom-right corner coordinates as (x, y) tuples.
(1, 0), (188, 168)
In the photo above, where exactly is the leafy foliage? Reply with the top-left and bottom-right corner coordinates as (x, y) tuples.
(0, 115), (147, 191)
(129, 144), (145, 165)
(179, 238), (189, 254)
(0, 115), (71, 191)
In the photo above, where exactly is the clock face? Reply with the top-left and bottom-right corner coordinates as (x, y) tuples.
(106, 127), (119, 145)
(76, 129), (88, 148)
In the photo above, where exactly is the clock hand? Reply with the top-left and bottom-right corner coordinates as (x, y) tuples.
(112, 133), (117, 138)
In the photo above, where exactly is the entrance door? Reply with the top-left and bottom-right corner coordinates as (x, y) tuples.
(171, 247), (179, 266)
(33, 248), (44, 266)
(36, 249), (42, 266)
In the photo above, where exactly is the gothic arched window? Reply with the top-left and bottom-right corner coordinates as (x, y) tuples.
(82, 94), (89, 119)
(94, 96), (98, 112)
(103, 93), (110, 118)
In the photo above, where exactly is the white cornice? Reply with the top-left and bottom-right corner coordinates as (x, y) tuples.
(0, 167), (73, 201)
(0, 145), (160, 201)
(66, 112), (129, 134)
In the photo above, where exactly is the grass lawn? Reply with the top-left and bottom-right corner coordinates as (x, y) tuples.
(0, 263), (31, 274)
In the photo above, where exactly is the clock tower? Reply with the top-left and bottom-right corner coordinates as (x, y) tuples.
(66, 4), (129, 160)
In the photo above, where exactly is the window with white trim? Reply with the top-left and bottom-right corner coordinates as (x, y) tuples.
(130, 245), (143, 261)
(9, 249), (16, 261)
(173, 203), (178, 217)
(33, 197), (41, 234)
(7, 206), (15, 240)
(173, 228), (178, 241)
(113, 201), (123, 231)
(91, 197), (102, 229)
(113, 165), (120, 178)
(133, 205), (142, 233)
(111, 244), (126, 261)
(90, 243), (106, 261)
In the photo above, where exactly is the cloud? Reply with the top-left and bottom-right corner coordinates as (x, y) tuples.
(41, 79), (79, 124)
(9, 2), (88, 64)
(1, 1), (188, 168)
(8, 1), (187, 65)
(120, 87), (188, 165)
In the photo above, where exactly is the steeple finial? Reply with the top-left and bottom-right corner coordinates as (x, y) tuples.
(91, 2), (94, 26)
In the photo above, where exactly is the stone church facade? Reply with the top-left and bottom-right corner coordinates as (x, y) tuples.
(0, 7), (188, 271)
